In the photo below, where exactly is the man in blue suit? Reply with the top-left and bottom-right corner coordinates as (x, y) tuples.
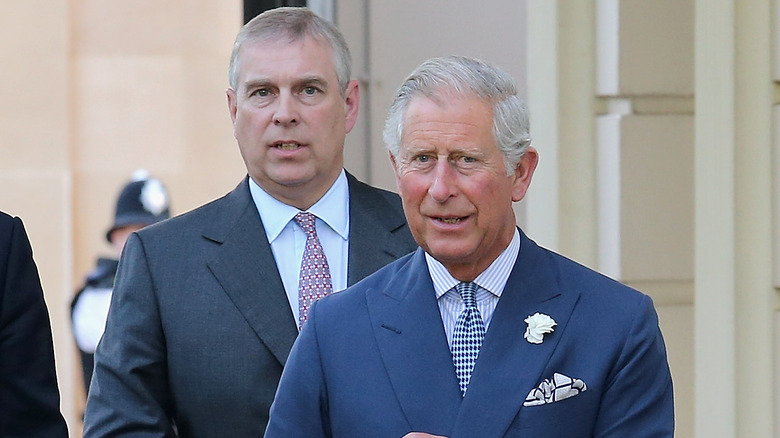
(266, 56), (674, 437)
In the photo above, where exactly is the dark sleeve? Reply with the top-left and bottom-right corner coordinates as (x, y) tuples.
(265, 300), (331, 438)
(82, 232), (176, 437)
(592, 295), (675, 437)
(0, 215), (69, 438)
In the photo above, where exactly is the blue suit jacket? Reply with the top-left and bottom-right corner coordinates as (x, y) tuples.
(266, 230), (674, 438)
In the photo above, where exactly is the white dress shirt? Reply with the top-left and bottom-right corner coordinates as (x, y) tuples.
(426, 228), (521, 347)
(72, 287), (112, 353)
(248, 170), (350, 322)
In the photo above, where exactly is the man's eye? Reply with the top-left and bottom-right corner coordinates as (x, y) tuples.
(302, 86), (319, 95)
(415, 155), (430, 163)
(253, 88), (271, 97)
(461, 156), (476, 163)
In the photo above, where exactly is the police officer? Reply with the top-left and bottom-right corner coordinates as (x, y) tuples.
(71, 170), (171, 394)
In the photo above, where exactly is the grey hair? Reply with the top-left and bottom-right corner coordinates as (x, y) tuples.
(228, 7), (352, 96)
(382, 56), (531, 175)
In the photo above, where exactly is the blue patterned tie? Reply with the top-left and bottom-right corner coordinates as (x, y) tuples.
(451, 281), (485, 396)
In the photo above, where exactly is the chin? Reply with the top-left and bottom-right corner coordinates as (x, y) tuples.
(269, 170), (317, 187)
(424, 244), (474, 264)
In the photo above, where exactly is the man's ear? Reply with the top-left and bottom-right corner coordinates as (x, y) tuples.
(511, 146), (538, 202)
(226, 88), (238, 125)
(343, 80), (360, 134)
(389, 152), (404, 195)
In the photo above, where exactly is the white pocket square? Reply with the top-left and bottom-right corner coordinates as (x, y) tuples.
(523, 372), (587, 407)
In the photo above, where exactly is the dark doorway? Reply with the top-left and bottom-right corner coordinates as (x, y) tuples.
(244, 0), (307, 24)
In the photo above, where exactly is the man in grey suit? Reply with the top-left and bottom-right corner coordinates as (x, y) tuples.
(82, 7), (417, 437)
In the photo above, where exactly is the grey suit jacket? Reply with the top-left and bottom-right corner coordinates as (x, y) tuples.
(83, 174), (417, 438)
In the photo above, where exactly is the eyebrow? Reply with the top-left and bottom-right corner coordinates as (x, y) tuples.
(296, 76), (328, 90)
(242, 78), (272, 90)
(241, 76), (329, 93)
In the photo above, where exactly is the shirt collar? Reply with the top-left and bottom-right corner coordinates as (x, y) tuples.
(248, 170), (350, 242)
(426, 228), (521, 299)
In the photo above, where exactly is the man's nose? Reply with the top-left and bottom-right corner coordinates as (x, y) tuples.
(428, 160), (458, 202)
(273, 93), (299, 126)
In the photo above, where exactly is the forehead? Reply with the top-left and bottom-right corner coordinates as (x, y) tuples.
(235, 36), (337, 85)
(401, 95), (494, 149)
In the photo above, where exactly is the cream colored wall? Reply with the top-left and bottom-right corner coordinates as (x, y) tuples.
(72, 0), (246, 281)
(1, 1), (77, 435)
(694, 1), (775, 437)
(528, 1), (695, 436)
(1, 1), (245, 433)
(526, 1), (777, 437)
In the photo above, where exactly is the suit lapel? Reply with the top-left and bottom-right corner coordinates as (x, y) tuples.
(451, 232), (581, 437)
(205, 179), (298, 366)
(366, 250), (463, 433)
(346, 173), (415, 285)
(202, 174), (412, 367)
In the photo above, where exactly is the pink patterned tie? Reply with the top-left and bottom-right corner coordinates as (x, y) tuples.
(294, 212), (333, 329)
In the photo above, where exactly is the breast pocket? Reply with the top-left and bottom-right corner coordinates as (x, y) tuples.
(505, 389), (598, 436)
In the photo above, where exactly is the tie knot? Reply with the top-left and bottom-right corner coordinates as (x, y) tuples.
(294, 212), (317, 237)
(455, 282), (478, 309)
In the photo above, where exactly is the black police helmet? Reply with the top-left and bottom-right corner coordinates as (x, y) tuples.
(106, 169), (171, 243)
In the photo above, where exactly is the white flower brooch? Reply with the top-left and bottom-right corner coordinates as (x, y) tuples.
(524, 313), (556, 344)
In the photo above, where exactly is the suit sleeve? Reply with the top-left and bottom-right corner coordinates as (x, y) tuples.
(83, 232), (176, 437)
(593, 295), (675, 437)
(265, 300), (331, 438)
(0, 216), (68, 438)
